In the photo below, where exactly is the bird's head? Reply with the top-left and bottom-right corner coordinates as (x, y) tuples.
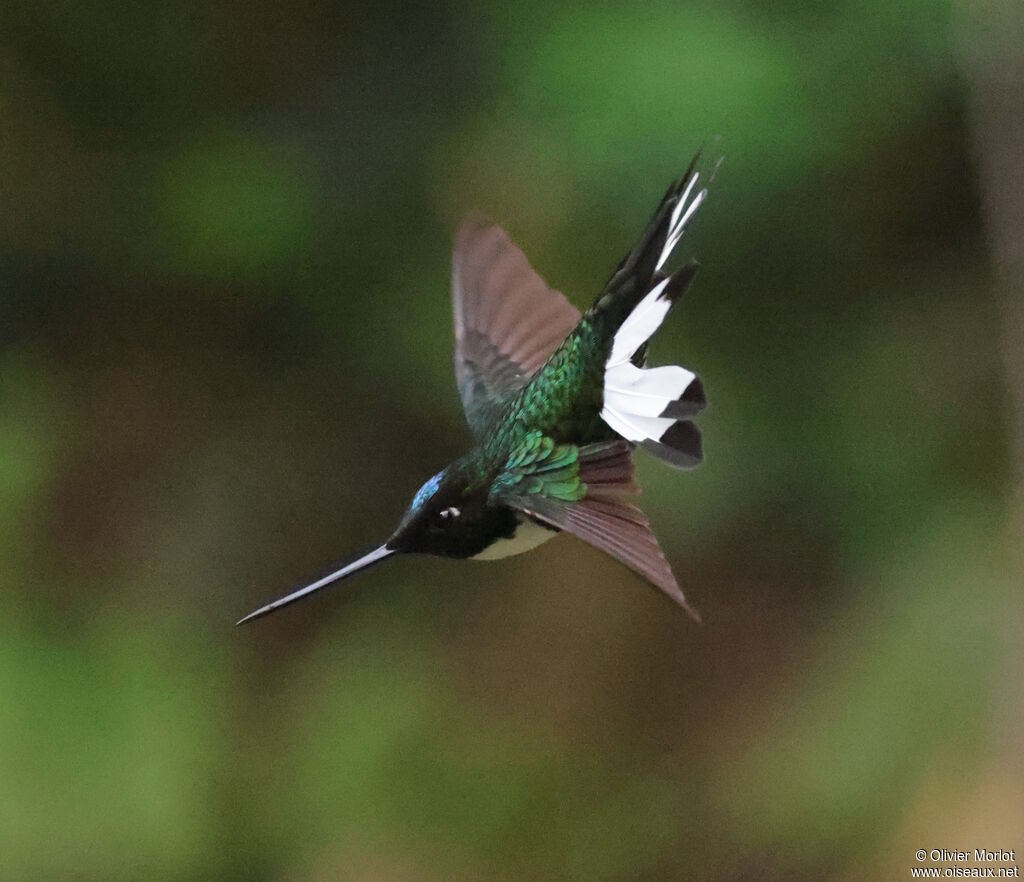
(388, 466), (512, 558)
(237, 461), (512, 625)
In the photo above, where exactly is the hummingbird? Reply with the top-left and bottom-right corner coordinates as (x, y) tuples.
(238, 154), (713, 625)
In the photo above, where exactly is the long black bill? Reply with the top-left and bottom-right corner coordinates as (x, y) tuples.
(236, 544), (394, 625)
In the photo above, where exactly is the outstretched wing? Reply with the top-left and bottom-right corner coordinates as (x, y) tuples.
(492, 434), (699, 619)
(453, 217), (581, 438)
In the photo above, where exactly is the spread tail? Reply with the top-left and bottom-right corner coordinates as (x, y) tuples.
(596, 155), (714, 468)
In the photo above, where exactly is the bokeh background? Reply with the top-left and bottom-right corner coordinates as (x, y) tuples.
(2, 1), (1022, 880)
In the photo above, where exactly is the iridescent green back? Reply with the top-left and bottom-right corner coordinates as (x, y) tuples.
(484, 313), (615, 459)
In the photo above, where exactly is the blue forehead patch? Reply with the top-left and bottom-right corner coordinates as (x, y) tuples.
(412, 471), (444, 511)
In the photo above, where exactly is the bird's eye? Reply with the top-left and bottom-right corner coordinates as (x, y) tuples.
(439, 506), (461, 520)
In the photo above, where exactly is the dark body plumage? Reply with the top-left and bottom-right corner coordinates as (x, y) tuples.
(238, 155), (713, 625)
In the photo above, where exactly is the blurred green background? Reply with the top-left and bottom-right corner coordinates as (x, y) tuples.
(2, 1), (1022, 880)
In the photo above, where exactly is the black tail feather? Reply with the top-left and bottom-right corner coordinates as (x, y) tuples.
(593, 151), (705, 324)
(660, 375), (706, 419)
(641, 421), (703, 470)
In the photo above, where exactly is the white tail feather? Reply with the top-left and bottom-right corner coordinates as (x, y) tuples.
(602, 358), (698, 442)
(656, 174), (707, 272)
(600, 405), (676, 443)
(604, 364), (697, 417)
(606, 278), (673, 368)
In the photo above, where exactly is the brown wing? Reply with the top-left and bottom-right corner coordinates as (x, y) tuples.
(452, 216), (581, 437)
(497, 440), (700, 620)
